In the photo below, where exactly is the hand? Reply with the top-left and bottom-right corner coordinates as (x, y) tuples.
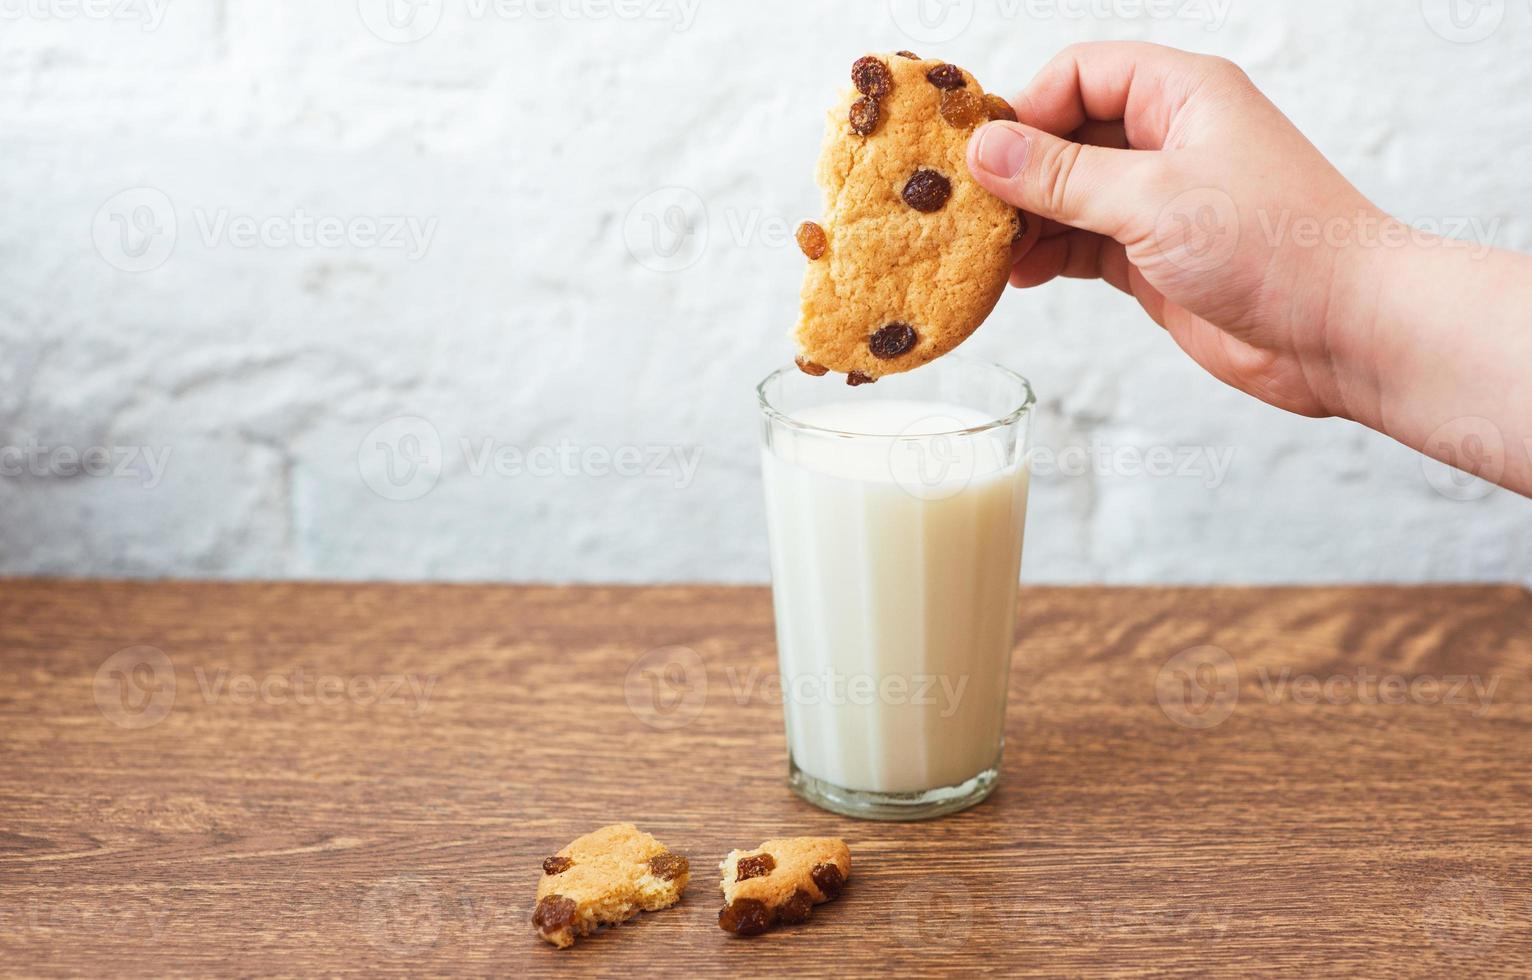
(966, 42), (1382, 421)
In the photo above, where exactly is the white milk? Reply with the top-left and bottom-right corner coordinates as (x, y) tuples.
(761, 399), (1029, 794)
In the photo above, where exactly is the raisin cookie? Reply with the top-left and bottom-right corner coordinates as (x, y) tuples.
(717, 837), (851, 935)
(532, 824), (690, 949)
(795, 52), (1021, 385)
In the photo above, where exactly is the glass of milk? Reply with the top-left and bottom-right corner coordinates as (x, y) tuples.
(757, 358), (1034, 820)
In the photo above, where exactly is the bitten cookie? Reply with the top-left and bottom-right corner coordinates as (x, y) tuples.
(532, 824), (690, 949)
(794, 52), (1022, 385)
(717, 837), (851, 935)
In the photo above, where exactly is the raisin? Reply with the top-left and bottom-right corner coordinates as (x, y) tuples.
(648, 853), (689, 881)
(811, 862), (845, 900)
(795, 355), (829, 377)
(940, 88), (985, 128)
(796, 221), (828, 260)
(718, 897), (774, 935)
(869, 322), (918, 360)
(849, 96), (880, 137)
(735, 853), (776, 881)
(778, 889), (815, 925)
(852, 56), (893, 99)
(846, 371), (876, 387)
(542, 856), (572, 875)
(984, 93), (1018, 123)
(1014, 209), (1029, 243)
(926, 64), (966, 90)
(902, 169), (952, 213)
(532, 895), (576, 934)
(896, 50), (920, 60)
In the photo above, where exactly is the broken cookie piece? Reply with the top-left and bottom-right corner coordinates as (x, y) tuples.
(717, 837), (850, 936)
(532, 823), (690, 949)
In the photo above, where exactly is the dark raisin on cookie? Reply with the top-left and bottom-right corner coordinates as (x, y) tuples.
(778, 889), (815, 925)
(849, 96), (880, 137)
(869, 322), (918, 360)
(985, 93), (1018, 122)
(852, 56), (893, 99)
(542, 856), (572, 875)
(532, 895), (577, 934)
(895, 50), (920, 60)
(902, 169), (952, 213)
(810, 862), (845, 900)
(846, 371), (876, 387)
(648, 853), (689, 881)
(796, 221), (828, 260)
(735, 853), (776, 882)
(795, 355), (829, 377)
(1014, 210), (1029, 243)
(939, 88), (985, 128)
(926, 63), (966, 89)
(719, 897), (775, 935)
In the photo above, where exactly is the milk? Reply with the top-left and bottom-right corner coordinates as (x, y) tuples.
(761, 399), (1029, 795)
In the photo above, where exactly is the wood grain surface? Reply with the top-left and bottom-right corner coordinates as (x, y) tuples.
(1, 580), (1529, 978)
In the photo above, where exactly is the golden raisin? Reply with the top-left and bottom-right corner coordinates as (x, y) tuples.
(542, 856), (572, 875)
(896, 50), (920, 60)
(778, 889), (815, 924)
(846, 371), (876, 387)
(718, 898), (774, 935)
(1014, 210), (1029, 243)
(796, 221), (828, 260)
(984, 93), (1018, 122)
(795, 356), (829, 377)
(902, 169), (952, 212)
(940, 88), (985, 128)
(735, 853), (776, 881)
(811, 862), (845, 900)
(532, 895), (576, 934)
(648, 853), (688, 881)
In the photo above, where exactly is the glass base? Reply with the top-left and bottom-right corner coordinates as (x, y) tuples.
(788, 758), (999, 821)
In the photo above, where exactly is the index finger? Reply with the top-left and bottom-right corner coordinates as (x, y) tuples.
(1014, 42), (1229, 150)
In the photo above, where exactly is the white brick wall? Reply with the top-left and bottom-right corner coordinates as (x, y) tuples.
(1, 0), (1528, 584)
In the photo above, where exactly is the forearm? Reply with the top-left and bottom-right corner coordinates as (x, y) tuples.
(1329, 228), (1532, 497)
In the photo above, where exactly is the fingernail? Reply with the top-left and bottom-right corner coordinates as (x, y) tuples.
(975, 125), (1031, 179)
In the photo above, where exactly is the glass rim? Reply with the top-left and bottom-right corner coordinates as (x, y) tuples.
(756, 356), (1036, 439)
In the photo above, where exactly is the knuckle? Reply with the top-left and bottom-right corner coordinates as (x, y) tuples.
(1038, 140), (1085, 218)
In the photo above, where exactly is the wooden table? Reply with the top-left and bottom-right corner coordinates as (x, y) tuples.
(1, 580), (1529, 977)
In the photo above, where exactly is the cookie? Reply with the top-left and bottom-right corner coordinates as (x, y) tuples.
(717, 837), (851, 935)
(795, 52), (1021, 384)
(532, 824), (690, 949)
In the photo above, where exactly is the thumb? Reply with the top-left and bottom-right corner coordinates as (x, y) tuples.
(967, 121), (1158, 241)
